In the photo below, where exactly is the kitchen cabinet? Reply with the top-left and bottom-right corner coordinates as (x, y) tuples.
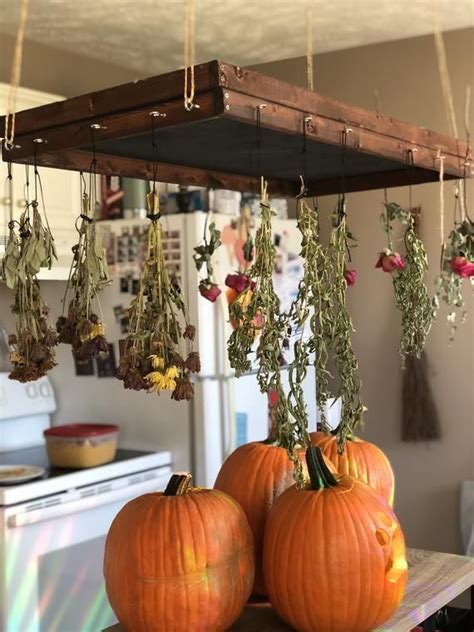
(0, 83), (80, 279)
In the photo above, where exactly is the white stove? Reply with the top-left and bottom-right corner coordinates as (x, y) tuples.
(0, 446), (172, 632)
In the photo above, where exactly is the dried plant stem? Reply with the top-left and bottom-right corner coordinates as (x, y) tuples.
(328, 200), (364, 449)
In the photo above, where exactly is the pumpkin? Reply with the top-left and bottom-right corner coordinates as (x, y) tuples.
(226, 287), (264, 332)
(310, 431), (395, 507)
(214, 441), (336, 597)
(264, 447), (407, 632)
(104, 473), (254, 632)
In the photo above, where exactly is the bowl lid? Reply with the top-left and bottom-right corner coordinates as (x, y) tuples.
(44, 423), (118, 438)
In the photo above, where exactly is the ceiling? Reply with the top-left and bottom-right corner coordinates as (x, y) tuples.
(0, 0), (473, 76)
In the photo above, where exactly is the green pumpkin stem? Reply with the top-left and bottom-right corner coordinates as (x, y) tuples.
(306, 446), (338, 490)
(163, 473), (192, 496)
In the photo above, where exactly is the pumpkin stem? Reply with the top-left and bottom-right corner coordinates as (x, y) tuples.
(306, 446), (338, 490)
(163, 472), (192, 496)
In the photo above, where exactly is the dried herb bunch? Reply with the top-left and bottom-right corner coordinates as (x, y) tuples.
(1, 170), (57, 382)
(379, 202), (434, 364)
(228, 180), (305, 483)
(56, 188), (110, 360)
(434, 214), (474, 340)
(117, 191), (199, 400)
(287, 196), (334, 441)
(328, 199), (365, 448)
(193, 216), (222, 302)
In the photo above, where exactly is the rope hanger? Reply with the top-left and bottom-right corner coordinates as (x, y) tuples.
(3, 0), (29, 149)
(184, 0), (199, 111)
(306, 6), (314, 91)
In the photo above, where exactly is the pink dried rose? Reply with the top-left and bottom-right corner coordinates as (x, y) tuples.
(450, 255), (474, 278)
(344, 268), (357, 287)
(375, 251), (406, 273)
(199, 280), (221, 302)
(225, 273), (255, 294)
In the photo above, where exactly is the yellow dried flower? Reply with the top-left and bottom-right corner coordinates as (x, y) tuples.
(80, 321), (105, 342)
(145, 370), (177, 392)
(165, 366), (180, 380)
(9, 351), (23, 365)
(149, 355), (165, 370)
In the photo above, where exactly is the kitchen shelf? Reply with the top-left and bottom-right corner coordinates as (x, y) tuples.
(1, 60), (471, 197)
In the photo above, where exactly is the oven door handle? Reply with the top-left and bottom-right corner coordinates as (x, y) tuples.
(7, 471), (171, 528)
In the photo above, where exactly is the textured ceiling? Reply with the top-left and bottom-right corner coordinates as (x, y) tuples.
(0, 0), (473, 76)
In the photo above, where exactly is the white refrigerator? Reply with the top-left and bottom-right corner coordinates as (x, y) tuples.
(99, 209), (320, 487)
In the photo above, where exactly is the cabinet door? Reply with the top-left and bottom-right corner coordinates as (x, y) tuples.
(1, 84), (80, 278)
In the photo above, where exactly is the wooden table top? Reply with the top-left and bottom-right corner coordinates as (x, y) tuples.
(103, 548), (474, 632)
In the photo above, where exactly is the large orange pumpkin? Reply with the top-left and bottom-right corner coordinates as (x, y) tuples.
(264, 447), (407, 632)
(104, 473), (254, 632)
(311, 431), (395, 507)
(214, 441), (335, 597)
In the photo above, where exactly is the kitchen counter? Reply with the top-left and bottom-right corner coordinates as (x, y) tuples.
(103, 548), (474, 631)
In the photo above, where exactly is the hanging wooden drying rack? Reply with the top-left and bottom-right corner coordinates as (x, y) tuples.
(1, 60), (471, 196)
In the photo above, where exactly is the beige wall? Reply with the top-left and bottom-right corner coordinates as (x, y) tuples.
(1, 33), (137, 96)
(254, 28), (474, 554)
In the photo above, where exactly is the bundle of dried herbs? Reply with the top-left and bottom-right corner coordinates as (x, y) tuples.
(228, 180), (305, 483)
(286, 196), (334, 438)
(1, 172), (57, 382)
(378, 202), (434, 364)
(328, 199), (365, 448)
(193, 217), (222, 302)
(434, 216), (474, 339)
(117, 191), (199, 400)
(56, 189), (110, 360)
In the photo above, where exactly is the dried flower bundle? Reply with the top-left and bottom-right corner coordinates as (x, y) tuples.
(378, 202), (434, 364)
(228, 180), (305, 481)
(434, 217), (474, 339)
(117, 192), (199, 400)
(1, 177), (57, 382)
(328, 199), (365, 448)
(57, 191), (110, 360)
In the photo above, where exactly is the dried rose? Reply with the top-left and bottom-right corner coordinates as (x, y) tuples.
(344, 268), (357, 287)
(172, 376), (194, 401)
(199, 280), (221, 303)
(375, 250), (406, 273)
(170, 352), (185, 369)
(184, 352), (201, 373)
(450, 256), (474, 278)
(225, 273), (255, 294)
(183, 324), (196, 341)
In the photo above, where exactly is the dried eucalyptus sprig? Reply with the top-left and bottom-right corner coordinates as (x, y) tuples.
(1, 170), (58, 382)
(434, 217), (474, 339)
(193, 217), (222, 302)
(328, 199), (365, 448)
(56, 190), (111, 360)
(117, 191), (199, 400)
(378, 201), (434, 364)
(286, 196), (334, 438)
(228, 180), (305, 484)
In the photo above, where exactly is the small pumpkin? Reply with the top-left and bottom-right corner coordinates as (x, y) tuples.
(264, 446), (407, 632)
(227, 287), (264, 332)
(214, 441), (336, 597)
(104, 473), (254, 632)
(310, 430), (395, 507)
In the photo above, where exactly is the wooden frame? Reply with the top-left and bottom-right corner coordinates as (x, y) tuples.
(1, 60), (471, 197)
